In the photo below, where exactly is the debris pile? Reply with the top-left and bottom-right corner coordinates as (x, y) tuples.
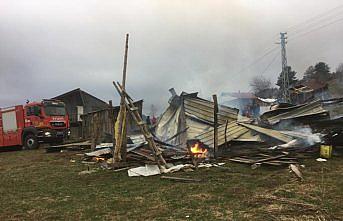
(260, 100), (329, 126)
(67, 86), (343, 181)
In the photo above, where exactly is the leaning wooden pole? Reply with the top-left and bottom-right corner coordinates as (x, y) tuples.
(113, 82), (168, 168)
(114, 34), (129, 162)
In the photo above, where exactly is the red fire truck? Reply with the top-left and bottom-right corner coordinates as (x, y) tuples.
(0, 100), (70, 149)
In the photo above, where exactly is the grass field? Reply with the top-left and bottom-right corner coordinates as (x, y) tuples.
(0, 148), (342, 221)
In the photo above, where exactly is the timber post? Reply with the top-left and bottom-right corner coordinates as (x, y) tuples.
(213, 94), (218, 159)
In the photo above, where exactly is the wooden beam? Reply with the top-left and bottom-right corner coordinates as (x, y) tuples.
(109, 100), (115, 164)
(213, 94), (218, 158)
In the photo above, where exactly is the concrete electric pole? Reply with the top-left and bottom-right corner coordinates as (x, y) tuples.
(279, 32), (291, 103)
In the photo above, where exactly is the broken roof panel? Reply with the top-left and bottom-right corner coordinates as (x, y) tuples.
(260, 100), (329, 125)
(238, 123), (294, 143)
(155, 92), (239, 147)
(195, 122), (294, 148)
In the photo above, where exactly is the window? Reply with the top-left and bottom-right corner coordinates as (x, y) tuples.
(26, 106), (41, 116)
(33, 106), (41, 116)
(44, 105), (66, 116)
(77, 106), (84, 121)
(26, 107), (33, 116)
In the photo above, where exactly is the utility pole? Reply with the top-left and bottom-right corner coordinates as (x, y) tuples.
(279, 32), (291, 103)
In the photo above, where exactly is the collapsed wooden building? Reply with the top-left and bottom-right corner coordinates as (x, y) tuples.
(52, 88), (110, 139)
(52, 88), (143, 141)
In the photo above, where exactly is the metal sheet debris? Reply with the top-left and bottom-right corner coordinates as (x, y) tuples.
(196, 122), (250, 147)
(128, 165), (161, 177)
(260, 100), (329, 125)
(238, 123), (294, 143)
(85, 148), (112, 157)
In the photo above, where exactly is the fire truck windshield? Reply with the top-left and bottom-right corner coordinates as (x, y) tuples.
(44, 104), (66, 116)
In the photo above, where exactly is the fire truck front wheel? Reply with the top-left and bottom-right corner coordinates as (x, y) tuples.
(24, 134), (39, 150)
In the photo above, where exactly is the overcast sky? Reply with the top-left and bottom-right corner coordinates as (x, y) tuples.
(1, 0), (343, 113)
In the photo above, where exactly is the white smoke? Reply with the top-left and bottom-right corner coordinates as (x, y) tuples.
(295, 127), (322, 146)
(271, 126), (322, 150)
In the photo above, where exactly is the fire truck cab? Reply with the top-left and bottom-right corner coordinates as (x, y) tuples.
(0, 100), (70, 149)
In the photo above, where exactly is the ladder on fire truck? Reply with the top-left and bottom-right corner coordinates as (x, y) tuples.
(113, 82), (167, 168)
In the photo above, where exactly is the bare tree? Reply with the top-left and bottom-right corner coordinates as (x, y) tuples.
(250, 75), (272, 94)
(336, 63), (343, 73)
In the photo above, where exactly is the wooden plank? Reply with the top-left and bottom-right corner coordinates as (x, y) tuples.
(131, 150), (155, 161)
(161, 176), (201, 182)
(229, 158), (253, 164)
(252, 154), (287, 164)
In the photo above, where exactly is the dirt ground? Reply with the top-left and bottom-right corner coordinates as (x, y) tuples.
(0, 148), (342, 221)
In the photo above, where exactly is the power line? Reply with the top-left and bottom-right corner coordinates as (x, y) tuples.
(260, 50), (279, 76)
(287, 4), (343, 33)
(236, 4), (343, 79)
(236, 46), (279, 75)
(290, 16), (343, 41)
(290, 13), (343, 36)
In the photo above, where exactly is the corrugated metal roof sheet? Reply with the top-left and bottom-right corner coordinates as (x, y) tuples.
(183, 97), (238, 125)
(195, 122), (250, 147)
(261, 100), (329, 125)
(196, 122), (294, 148)
(155, 93), (239, 147)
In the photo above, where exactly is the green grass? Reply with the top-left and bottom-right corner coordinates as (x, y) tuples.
(0, 148), (342, 221)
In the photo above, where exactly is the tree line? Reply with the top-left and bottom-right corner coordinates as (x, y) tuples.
(250, 62), (343, 98)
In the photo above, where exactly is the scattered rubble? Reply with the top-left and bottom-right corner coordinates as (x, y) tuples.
(60, 86), (343, 180)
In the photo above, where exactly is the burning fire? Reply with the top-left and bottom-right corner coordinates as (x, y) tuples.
(94, 157), (105, 162)
(190, 142), (208, 158)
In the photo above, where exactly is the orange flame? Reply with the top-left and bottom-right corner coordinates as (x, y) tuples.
(190, 143), (208, 158)
(94, 157), (105, 162)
